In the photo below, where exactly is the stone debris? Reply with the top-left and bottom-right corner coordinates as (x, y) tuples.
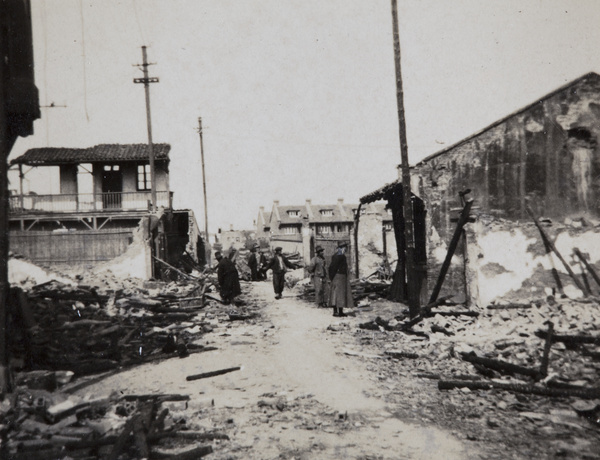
(347, 294), (600, 458)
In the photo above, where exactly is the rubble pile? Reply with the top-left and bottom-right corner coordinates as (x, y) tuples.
(9, 280), (216, 380)
(2, 266), (266, 460)
(0, 387), (222, 460)
(348, 295), (600, 457)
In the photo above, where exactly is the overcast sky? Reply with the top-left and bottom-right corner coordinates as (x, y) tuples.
(10, 0), (600, 232)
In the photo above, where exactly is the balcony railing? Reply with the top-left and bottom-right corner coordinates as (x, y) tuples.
(9, 191), (172, 214)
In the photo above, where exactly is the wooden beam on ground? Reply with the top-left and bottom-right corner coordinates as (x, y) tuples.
(438, 379), (600, 399)
(186, 366), (241, 381)
(460, 353), (541, 380)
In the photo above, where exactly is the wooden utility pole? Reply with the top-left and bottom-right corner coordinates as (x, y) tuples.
(197, 117), (210, 250)
(134, 46), (159, 212)
(390, 0), (419, 317)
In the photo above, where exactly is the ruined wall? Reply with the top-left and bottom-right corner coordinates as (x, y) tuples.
(413, 73), (600, 304)
(356, 207), (397, 278)
(466, 216), (600, 306)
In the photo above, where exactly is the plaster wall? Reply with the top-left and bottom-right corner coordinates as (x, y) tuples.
(357, 210), (397, 278)
(466, 217), (600, 306)
(413, 74), (600, 305)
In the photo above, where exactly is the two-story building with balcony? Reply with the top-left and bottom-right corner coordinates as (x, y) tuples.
(8, 143), (203, 278)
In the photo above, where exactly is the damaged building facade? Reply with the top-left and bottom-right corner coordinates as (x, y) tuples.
(372, 72), (600, 307)
(259, 199), (394, 273)
(8, 144), (204, 278)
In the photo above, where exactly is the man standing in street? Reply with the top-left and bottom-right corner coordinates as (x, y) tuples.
(264, 246), (296, 299)
(247, 244), (266, 281)
(328, 241), (354, 317)
(307, 245), (328, 307)
(215, 251), (242, 305)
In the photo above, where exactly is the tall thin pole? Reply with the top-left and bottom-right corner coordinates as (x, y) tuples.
(390, 0), (419, 317)
(198, 117), (209, 247)
(0, 80), (12, 395)
(134, 46), (159, 212)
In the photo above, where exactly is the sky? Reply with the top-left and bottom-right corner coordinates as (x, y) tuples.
(9, 0), (600, 233)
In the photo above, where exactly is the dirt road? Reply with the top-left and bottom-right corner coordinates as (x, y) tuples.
(78, 281), (480, 459)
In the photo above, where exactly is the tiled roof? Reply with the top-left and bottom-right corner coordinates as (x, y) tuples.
(11, 143), (171, 165)
(272, 203), (358, 225)
(276, 205), (308, 225)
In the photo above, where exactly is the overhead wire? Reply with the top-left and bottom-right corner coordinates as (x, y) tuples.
(41, 0), (49, 145)
(79, 0), (90, 121)
(131, 0), (148, 45)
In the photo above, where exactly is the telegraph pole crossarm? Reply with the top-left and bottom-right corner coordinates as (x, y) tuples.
(133, 46), (159, 212)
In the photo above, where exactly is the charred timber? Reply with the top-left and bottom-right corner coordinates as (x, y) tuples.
(574, 248), (600, 289)
(535, 330), (600, 345)
(186, 366), (241, 381)
(526, 205), (590, 296)
(438, 380), (600, 399)
(460, 352), (541, 379)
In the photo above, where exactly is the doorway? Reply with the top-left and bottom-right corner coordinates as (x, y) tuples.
(102, 165), (122, 209)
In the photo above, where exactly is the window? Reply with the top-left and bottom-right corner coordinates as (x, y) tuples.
(384, 222), (394, 231)
(287, 210), (300, 218)
(104, 165), (120, 171)
(318, 224), (331, 234)
(137, 164), (152, 191)
(283, 226), (299, 234)
(320, 209), (333, 216)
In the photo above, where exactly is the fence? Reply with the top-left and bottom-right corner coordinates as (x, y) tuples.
(9, 230), (134, 266)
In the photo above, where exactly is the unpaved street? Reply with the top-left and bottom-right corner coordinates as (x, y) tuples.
(77, 281), (479, 459)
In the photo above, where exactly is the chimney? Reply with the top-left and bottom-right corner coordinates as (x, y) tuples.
(305, 199), (314, 220)
(337, 198), (347, 219)
(273, 200), (279, 206)
(259, 206), (264, 212)
(230, 224), (233, 231)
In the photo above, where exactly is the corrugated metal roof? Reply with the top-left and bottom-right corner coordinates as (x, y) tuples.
(11, 143), (171, 165)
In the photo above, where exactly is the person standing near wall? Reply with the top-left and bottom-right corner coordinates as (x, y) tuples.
(215, 251), (241, 304)
(264, 246), (295, 299)
(328, 241), (354, 317)
(307, 245), (329, 307)
(247, 244), (266, 281)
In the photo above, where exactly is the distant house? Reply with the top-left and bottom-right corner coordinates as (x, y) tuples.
(255, 206), (271, 242)
(265, 199), (355, 258)
(9, 143), (204, 277)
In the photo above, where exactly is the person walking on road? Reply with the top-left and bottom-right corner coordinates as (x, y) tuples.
(307, 245), (328, 307)
(215, 251), (242, 305)
(247, 244), (266, 281)
(264, 246), (295, 299)
(328, 241), (354, 317)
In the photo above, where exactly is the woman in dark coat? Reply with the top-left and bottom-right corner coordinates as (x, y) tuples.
(328, 241), (354, 317)
(215, 251), (241, 304)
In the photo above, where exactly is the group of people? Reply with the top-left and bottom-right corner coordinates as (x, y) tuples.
(214, 245), (294, 304)
(214, 242), (354, 317)
(307, 242), (354, 317)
